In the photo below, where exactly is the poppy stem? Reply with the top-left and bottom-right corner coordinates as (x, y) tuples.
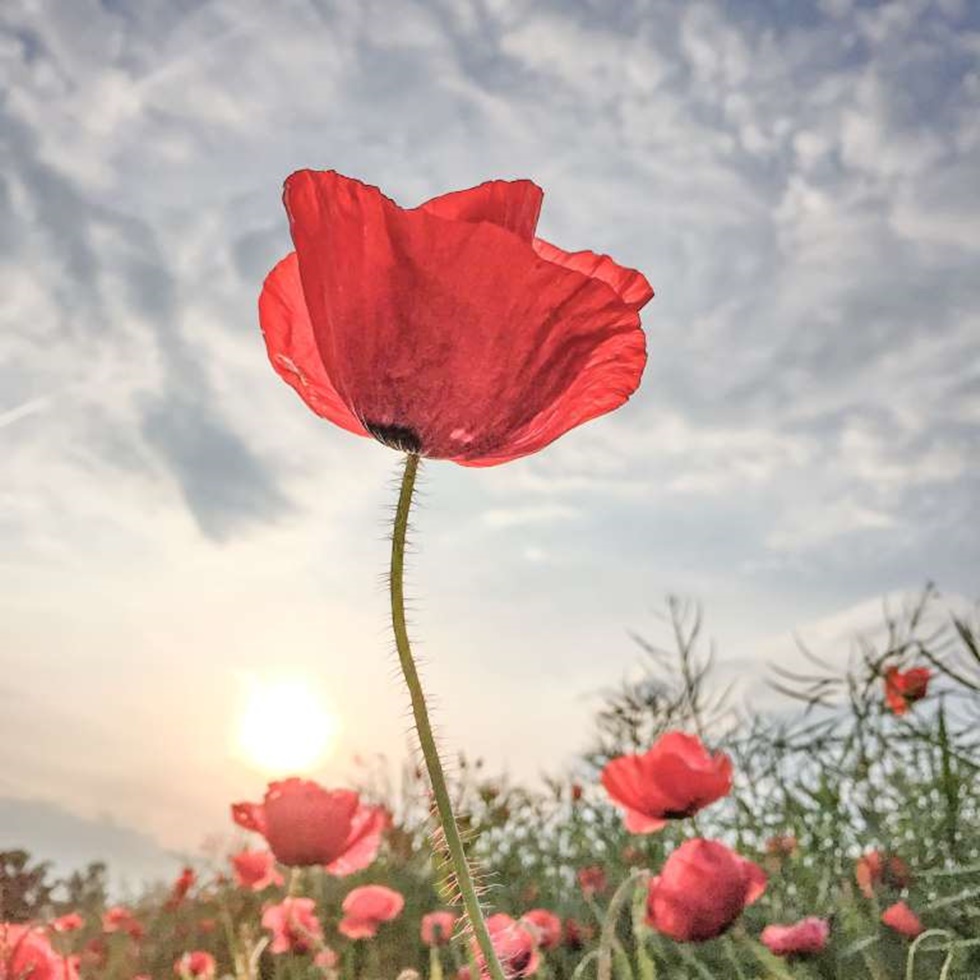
(389, 453), (506, 980)
(598, 870), (649, 980)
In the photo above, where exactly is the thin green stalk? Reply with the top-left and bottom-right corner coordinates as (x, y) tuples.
(390, 453), (506, 980)
(598, 871), (648, 980)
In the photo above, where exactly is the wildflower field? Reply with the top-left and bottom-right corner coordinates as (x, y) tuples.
(4, 590), (978, 980)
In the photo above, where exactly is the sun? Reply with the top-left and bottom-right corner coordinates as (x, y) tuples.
(236, 677), (338, 775)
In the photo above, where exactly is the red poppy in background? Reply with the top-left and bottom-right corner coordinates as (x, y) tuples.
(102, 906), (143, 941)
(259, 171), (653, 466)
(602, 731), (733, 832)
(262, 897), (324, 954)
(174, 950), (216, 979)
(576, 865), (608, 898)
(2, 924), (78, 980)
(420, 910), (457, 947)
(476, 914), (539, 979)
(166, 867), (196, 909)
(338, 886), (404, 940)
(646, 839), (767, 942)
(50, 913), (84, 934)
(561, 918), (594, 952)
(855, 851), (911, 898)
(232, 778), (388, 872)
(884, 666), (931, 715)
(230, 850), (284, 891)
(760, 917), (830, 957)
(881, 901), (924, 938)
(521, 909), (562, 950)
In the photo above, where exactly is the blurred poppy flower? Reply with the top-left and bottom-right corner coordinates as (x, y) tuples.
(760, 917), (830, 957)
(166, 867), (196, 909)
(102, 906), (143, 941)
(602, 732), (733, 833)
(420, 910), (457, 947)
(765, 834), (798, 857)
(577, 865), (608, 898)
(231, 849), (284, 891)
(314, 947), (339, 972)
(476, 914), (539, 979)
(50, 913), (84, 934)
(232, 778), (387, 872)
(259, 171), (653, 466)
(855, 851), (911, 898)
(1, 924), (78, 980)
(561, 918), (594, 951)
(521, 909), (561, 950)
(884, 666), (930, 715)
(881, 901), (923, 938)
(338, 885), (404, 939)
(174, 950), (216, 979)
(646, 839), (767, 942)
(262, 897), (324, 954)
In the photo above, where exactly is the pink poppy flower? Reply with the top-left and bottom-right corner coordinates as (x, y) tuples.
(174, 950), (216, 979)
(646, 839), (767, 942)
(476, 914), (539, 979)
(102, 906), (143, 940)
(230, 849), (284, 891)
(338, 886), (404, 940)
(420, 911), (457, 947)
(602, 732), (733, 832)
(262, 897), (324, 954)
(881, 901), (924, 938)
(577, 865), (608, 898)
(50, 913), (84, 934)
(231, 778), (388, 872)
(521, 910), (561, 951)
(760, 917), (830, 957)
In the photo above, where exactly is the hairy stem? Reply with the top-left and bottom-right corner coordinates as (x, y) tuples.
(390, 453), (506, 980)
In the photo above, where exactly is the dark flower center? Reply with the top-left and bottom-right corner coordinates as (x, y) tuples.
(365, 421), (423, 454)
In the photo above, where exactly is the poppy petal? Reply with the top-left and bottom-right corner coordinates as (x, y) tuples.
(324, 805), (389, 877)
(419, 179), (543, 242)
(624, 809), (668, 834)
(283, 169), (648, 465)
(742, 859), (768, 905)
(231, 802), (267, 836)
(533, 238), (654, 311)
(258, 252), (367, 436)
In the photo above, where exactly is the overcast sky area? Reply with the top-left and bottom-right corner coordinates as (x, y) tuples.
(1, 0), (978, 887)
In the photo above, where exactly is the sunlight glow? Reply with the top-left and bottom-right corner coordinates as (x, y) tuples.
(236, 677), (338, 775)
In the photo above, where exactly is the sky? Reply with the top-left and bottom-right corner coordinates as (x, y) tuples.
(1, 0), (978, 886)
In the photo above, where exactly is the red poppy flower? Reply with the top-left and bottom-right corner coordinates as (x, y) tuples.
(2, 924), (78, 980)
(258, 171), (653, 465)
(881, 901), (923, 938)
(338, 885), (404, 940)
(576, 865), (608, 898)
(561, 918), (594, 952)
(854, 851), (911, 898)
(645, 839), (767, 942)
(166, 867), (196, 909)
(231, 778), (388, 872)
(884, 666), (930, 715)
(50, 913), (84, 934)
(601, 731), (733, 832)
(476, 914), (539, 979)
(102, 906), (143, 941)
(760, 917), (830, 957)
(174, 950), (216, 979)
(262, 897), (324, 954)
(230, 849), (284, 891)
(420, 911), (457, 947)
(521, 909), (562, 950)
